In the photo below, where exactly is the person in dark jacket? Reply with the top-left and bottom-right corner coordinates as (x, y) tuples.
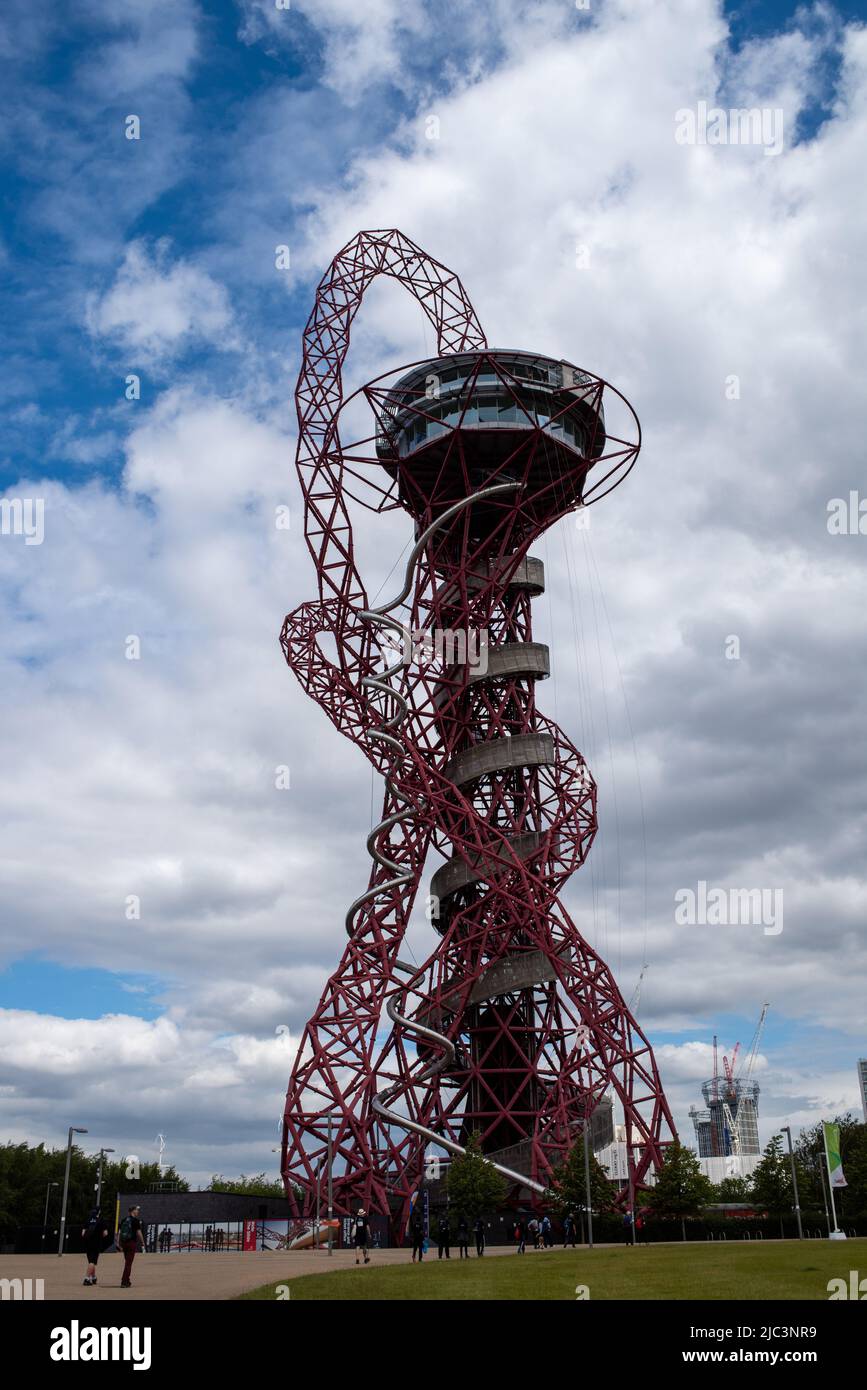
(563, 1213), (577, 1247)
(456, 1216), (470, 1259)
(353, 1207), (371, 1265)
(81, 1208), (109, 1286)
(119, 1204), (145, 1288)
(514, 1218), (526, 1253)
(436, 1213), (450, 1260)
(474, 1216), (485, 1256)
(410, 1208), (425, 1262)
(623, 1210), (634, 1245)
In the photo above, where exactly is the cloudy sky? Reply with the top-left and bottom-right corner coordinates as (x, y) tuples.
(1, 0), (865, 1187)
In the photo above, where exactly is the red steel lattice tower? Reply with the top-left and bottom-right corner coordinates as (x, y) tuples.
(280, 229), (676, 1226)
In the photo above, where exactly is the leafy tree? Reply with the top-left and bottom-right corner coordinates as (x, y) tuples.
(750, 1134), (795, 1233)
(445, 1133), (507, 1220)
(644, 1141), (713, 1238)
(209, 1173), (287, 1198)
(548, 1140), (615, 1215)
(794, 1115), (867, 1222)
(713, 1176), (751, 1202)
(0, 1141), (188, 1246)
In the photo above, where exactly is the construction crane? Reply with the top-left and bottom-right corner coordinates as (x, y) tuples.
(722, 1042), (740, 1089)
(628, 964), (648, 1020)
(727, 1004), (770, 1155)
(710, 1035), (722, 1155)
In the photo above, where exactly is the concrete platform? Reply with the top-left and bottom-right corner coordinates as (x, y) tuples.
(0, 1245), (517, 1301)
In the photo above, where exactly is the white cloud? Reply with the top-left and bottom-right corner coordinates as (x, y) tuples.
(3, 0), (867, 1177)
(238, 0), (429, 96)
(86, 241), (238, 362)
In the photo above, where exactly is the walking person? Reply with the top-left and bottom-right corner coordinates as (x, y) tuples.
(119, 1204), (145, 1288)
(436, 1212), (451, 1260)
(563, 1212), (577, 1248)
(541, 1214), (552, 1249)
(457, 1216), (470, 1259)
(528, 1216), (540, 1249)
(514, 1217), (526, 1253)
(81, 1207), (109, 1286)
(353, 1207), (371, 1265)
(635, 1212), (648, 1246)
(474, 1216), (485, 1257)
(410, 1207), (425, 1262)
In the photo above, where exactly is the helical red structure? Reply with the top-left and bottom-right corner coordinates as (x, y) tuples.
(280, 229), (676, 1229)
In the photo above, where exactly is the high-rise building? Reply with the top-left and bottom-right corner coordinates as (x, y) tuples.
(858, 1058), (867, 1123)
(690, 1077), (761, 1158)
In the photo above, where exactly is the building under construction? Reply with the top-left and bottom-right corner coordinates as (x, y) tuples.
(689, 1005), (769, 1161)
(689, 1078), (761, 1157)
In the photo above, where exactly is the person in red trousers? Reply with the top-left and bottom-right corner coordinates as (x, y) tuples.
(119, 1204), (145, 1287)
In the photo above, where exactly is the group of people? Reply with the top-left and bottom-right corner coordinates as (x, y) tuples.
(409, 1210), (487, 1260)
(513, 1213), (555, 1251)
(351, 1207), (490, 1263)
(80, 1204), (241, 1289)
(80, 1203), (146, 1288)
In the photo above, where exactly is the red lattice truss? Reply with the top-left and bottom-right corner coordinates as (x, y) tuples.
(280, 229), (676, 1227)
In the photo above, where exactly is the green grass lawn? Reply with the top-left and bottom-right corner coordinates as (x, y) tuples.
(239, 1238), (867, 1301)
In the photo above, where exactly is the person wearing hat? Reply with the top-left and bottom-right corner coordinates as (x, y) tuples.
(81, 1207), (109, 1286)
(353, 1206), (370, 1265)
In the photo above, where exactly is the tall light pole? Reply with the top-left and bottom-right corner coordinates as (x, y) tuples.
(42, 1182), (59, 1251)
(583, 1108), (594, 1249)
(816, 1149), (832, 1236)
(326, 1113), (334, 1257)
(780, 1127), (803, 1240)
(58, 1127), (88, 1256)
(315, 1163), (323, 1253)
(96, 1148), (115, 1211)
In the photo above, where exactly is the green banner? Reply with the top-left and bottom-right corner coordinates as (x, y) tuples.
(823, 1121), (848, 1189)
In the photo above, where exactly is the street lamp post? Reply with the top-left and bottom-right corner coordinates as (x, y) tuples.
(42, 1182), (59, 1251)
(583, 1109), (594, 1249)
(58, 1127), (88, 1256)
(326, 1113), (334, 1257)
(780, 1127), (803, 1240)
(315, 1163), (323, 1253)
(96, 1148), (115, 1211)
(816, 1149), (832, 1236)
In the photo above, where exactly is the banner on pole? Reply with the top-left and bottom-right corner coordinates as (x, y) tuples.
(823, 1121), (848, 1189)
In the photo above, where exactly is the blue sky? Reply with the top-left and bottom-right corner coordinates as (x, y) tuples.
(1, 0), (866, 1183)
(4, 0), (863, 491)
